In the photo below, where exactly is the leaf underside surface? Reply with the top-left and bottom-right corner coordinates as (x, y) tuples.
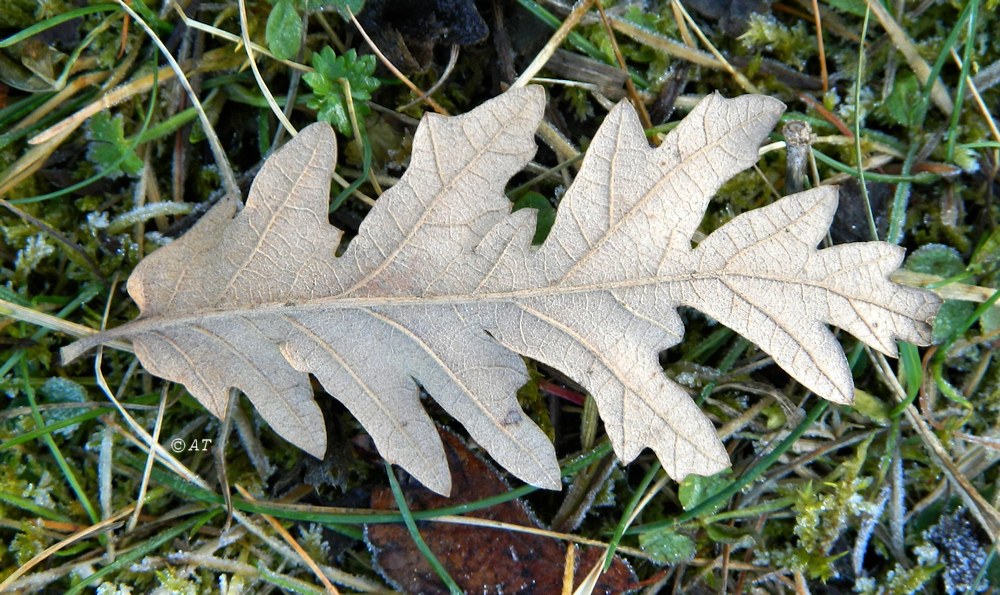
(63, 87), (940, 495)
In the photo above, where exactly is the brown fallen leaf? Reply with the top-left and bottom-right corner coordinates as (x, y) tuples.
(62, 86), (939, 495)
(367, 429), (636, 594)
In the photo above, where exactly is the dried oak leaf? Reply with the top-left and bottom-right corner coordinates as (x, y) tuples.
(62, 87), (939, 495)
(367, 428), (635, 594)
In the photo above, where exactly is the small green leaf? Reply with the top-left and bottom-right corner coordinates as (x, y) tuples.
(639, 528), (696, 564)
(762, 403), (787, 429)
(305, 0), (365, 17)
(931, 300), (976, 343)
(678, 469), (731, 515)
(885, 73), (922, 128)
(905, 243), (965, 277)
(825, 0), (869, 16)
(266, 0), (302, 61)
(905, 245), (973, 342)
(851, 388), (891, 423)
(704, 522), (756, 546)
(86, 112), (143, 178)
(512, 191), (556, 244)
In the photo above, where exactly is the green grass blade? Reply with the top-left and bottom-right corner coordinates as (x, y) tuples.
(384, 462), (462, 594)
(945, 0), (979, 161)
(0, 4), (120, 48)
(0, 491), (73, 523)
(603, 461), (660, 570)
(812, 149), (938, 184)
(890, 342), (924, 417)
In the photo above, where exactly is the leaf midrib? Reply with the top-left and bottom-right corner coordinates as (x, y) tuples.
(99, 268), (906, 342)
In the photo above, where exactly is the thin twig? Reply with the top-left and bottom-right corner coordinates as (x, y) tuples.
(810, 0), (829, 91)
(594, 0), (652, 131)
(346, 8), (447, 115)
(670, 0), (759, 94)
(950, 48), (1000, 161)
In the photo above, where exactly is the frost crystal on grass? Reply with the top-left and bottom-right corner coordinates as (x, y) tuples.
(143, 231), (172, 247)
(23, 470), (55, 509)
(39, 377), (89, 436)
(299, 523), (331, 560)
(914, 542), (939, 566)
(129, 557), (156, 572)
(108, 202), (193, 234)
(14, 234), (54, 276)
(96, 582), (133, 595)
(87, 211), (110, 231)
(853, 576), (875, 593)
(852, 486), (890, 576)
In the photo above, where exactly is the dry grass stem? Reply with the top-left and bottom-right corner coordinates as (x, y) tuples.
(233, 485), (340, 595)
(513, 0), (597, 89)
(866, 0), (953, 115)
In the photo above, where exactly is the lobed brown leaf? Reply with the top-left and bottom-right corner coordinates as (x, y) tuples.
(63, 87), (939, 495)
